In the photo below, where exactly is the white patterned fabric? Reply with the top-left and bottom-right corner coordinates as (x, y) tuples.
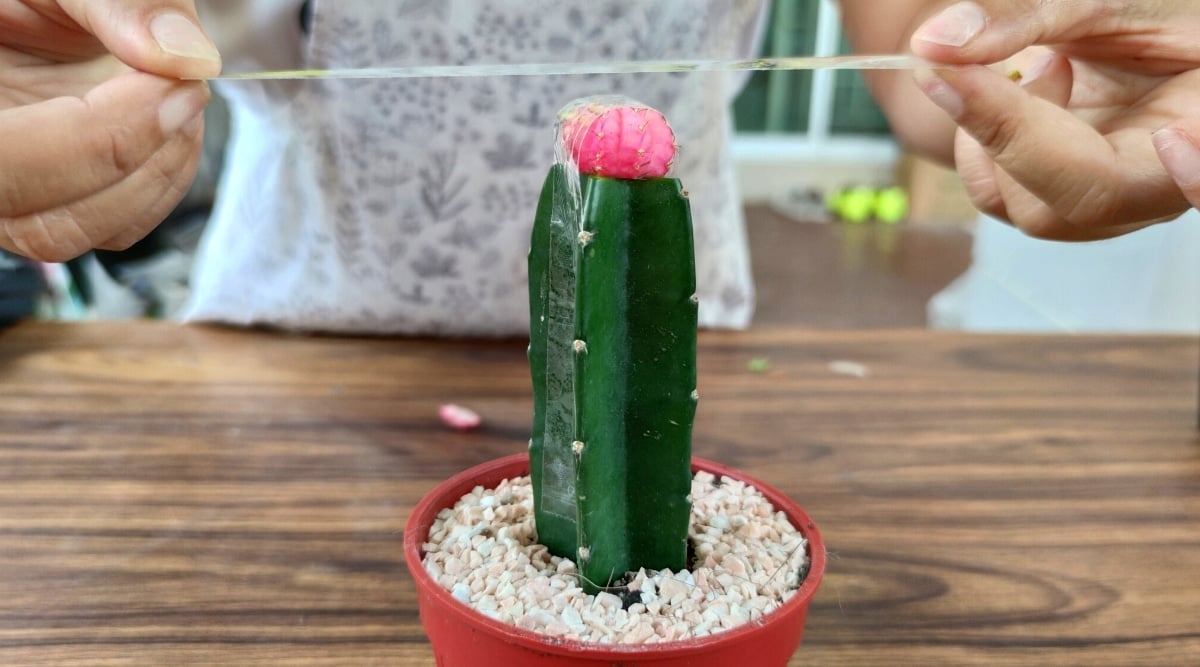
(187, 0), (766, 335)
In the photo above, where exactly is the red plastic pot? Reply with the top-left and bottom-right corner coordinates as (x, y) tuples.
(403, 454), (826, 666)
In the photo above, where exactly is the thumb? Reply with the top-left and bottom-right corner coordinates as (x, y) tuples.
(909, 0), (1128, 64)
(56, 0), (221, 78)
(1153, 120), (1200, 209)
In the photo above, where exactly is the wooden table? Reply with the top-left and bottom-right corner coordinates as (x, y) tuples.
(1, 321), (1196, 665)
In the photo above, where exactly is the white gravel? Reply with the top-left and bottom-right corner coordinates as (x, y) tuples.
(421, 471), (809, 644)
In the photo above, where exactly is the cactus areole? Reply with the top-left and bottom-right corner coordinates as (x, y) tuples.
(528, 97), (697, 594)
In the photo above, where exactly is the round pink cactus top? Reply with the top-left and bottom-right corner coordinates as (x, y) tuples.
(557, 97), (677, 180)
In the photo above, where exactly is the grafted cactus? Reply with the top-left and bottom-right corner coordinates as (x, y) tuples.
(528, 97), (698, 594)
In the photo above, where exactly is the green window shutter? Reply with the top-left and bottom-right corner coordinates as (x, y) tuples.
(734, 0), (891, 137)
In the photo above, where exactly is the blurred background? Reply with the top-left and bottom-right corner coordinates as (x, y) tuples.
(3, 0), (1196, 334)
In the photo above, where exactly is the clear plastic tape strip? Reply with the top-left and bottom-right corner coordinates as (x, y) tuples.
(205, 55), (931, 81)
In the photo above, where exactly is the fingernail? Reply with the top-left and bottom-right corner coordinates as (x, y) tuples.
(150, 12), (221, 67)
(914, 69), (964, 119)
(1153, 128), (1200, 189)
(159, 84), (209, 135)
(914, 1), (987, 48)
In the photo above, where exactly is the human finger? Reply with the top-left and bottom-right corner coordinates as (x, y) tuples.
(953, 53), (1074, 222)
(94, 118), (205, 251)
(4, 116), (204, 260)
(908, 0), (1191, 70)
(1153, 118), (1200, 208)
(56, 0), (221, 78)
(915, 64), (1187, 239)
(0, 72), (208, 261)
(985, 56), (1145, 240)
(0, 71), (208, 222)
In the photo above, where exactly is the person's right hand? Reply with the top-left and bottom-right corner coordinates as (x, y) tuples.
(0, 1), (220, 263)
(910, 0), (1200, 241)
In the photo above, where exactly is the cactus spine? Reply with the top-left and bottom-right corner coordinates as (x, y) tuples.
(528, 99), (697, 594)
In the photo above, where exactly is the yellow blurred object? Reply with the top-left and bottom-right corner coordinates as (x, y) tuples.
(874, 186), (909, 224)
(829, 186), (876, 223)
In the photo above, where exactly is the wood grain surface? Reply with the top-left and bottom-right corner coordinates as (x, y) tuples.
(0, 320), (1197, 666)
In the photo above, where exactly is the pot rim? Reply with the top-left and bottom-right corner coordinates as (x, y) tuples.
(402, 453), (825, 657)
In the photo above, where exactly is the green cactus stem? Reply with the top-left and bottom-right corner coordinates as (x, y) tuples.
(528, 163), (698, 594)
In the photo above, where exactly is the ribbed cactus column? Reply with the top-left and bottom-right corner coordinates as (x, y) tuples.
(528, 98), (698, 594)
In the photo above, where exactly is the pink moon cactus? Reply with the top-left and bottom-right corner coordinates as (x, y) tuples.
(557, 98), (677, 179)
(531, 96), (696, 594)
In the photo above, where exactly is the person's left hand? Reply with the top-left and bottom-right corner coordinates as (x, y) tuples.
(0, 0), (219, 262)
(911, 0), (1200, 241)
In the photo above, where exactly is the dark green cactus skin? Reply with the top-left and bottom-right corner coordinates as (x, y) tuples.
(528, 164), (698, 594)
